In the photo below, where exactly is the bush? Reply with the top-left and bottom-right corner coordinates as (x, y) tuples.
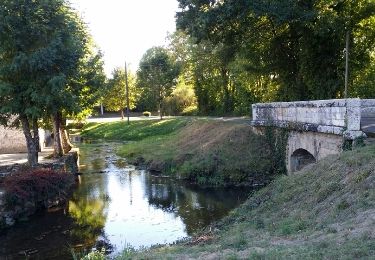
(181, 105), (198, 116)
(79, 249), (106, 260)
(3, 168), (76, 210)
(164, 82), (197, 115)
(143, 111), (151, 117)
(67, 122), (85, 129)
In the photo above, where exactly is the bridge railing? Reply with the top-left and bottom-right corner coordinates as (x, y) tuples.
(361, 99), (375, 134)
(251, 98), (368, 138)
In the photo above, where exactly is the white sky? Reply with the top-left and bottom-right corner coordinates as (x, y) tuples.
(69, 0), (179, 76)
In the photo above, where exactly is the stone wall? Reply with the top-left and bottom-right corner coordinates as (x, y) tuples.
(0, 126), (29, 153)
(287, 131), (343, 173)
(252, 99), (347, 127)
(361, 99), (375, 135)
(251, 98), (368, 139)
(0, 126), (45, 154)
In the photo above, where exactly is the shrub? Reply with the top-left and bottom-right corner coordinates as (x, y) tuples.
(164, 81), (197, 116)
(3, 168), (75, 210)
(181, 105), (198, 116)
(143, 111), (151, 117)
(79, 249), (106, 260)
(67, 122), (85, 129)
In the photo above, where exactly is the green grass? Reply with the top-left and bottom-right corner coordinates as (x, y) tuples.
(116, 119), (286, 186)
(116, 144), (375, 259)
(81, 117), (287, 186)
(81, 118), (190, 141)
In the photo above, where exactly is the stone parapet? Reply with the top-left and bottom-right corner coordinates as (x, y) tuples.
(251, 98), (373, 139)
(361, 99), (375, 135)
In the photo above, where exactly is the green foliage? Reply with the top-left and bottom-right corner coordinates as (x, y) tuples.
(81, 118), (189, 141)
(263, 127), (288, 175)
(103, 67), (138, 115)
(0, 0), (104, 118)
(79, 249), (106, 260)
(136, 47), (180, 118)
(0, 0), (105, 164)
(142, 111), (151, 117)
(164, 77), (197, 116)
(277, 218), (308, 236)
(181, 105), (198, 116)
(172, 0), (375, 116)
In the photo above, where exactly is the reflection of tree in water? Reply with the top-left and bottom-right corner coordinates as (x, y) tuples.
(69, 144), (111, 252)
(144, 175), (251, 235)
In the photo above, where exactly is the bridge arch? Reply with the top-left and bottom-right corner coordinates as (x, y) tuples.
(290, 148), (316, 172)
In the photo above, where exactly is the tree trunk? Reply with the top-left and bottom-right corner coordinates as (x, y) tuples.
(159, 102), (163, 120)
(52, 112), (64, 157)
(20, 115), (38, 167)
(32, 118), (40, 152)
(60, 117), (72, 154)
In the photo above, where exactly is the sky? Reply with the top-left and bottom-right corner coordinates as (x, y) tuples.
(70, 0), (179, 76)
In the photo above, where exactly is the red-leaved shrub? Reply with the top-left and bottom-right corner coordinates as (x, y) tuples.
(2, 168), (75, 210)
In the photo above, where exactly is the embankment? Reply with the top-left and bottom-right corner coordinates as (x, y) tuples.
(81, 118), (375, 259)
(81, 118), (287, 186)
(125, 144), (375, 259)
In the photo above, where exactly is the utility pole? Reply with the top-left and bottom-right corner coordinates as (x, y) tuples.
(125, 61), (130, 124)
(344, 30), (350, 99)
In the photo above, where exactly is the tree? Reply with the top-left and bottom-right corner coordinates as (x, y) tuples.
(164, 76), (197, 115)
(168, 31), (242, 115)
(137, 47), (180, 119)
(0, 0), (105, 165)
(176, 0), (375, 104)
(103, 67), (138, 119)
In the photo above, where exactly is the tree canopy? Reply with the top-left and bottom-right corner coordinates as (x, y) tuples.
(0, 0), (105, 164)
(136, 47), (180, 119)
(174, 0), (375, 115)
(103, 67), (139, 118)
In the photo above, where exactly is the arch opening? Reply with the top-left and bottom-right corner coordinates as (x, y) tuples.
(290, 149), (316, 172)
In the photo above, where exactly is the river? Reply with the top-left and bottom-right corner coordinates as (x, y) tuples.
(0, 142), (252, 259)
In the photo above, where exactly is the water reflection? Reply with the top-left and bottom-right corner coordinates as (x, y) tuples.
(0, 142), (252, 259)
(144, 177), (249, 234)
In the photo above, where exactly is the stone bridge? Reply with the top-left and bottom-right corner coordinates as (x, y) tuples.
(251, 98), (375, 173)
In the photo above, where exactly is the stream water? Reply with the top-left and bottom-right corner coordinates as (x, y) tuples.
(0, 142), (252, 259)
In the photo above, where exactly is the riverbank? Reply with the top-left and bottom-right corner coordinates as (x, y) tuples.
(81, 118), (287, 186)
(0, 151), (79, 230)
(119, 143), (375, 259)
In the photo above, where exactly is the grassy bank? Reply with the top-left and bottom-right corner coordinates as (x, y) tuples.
(81, 118), (189, 141)
(81, 119), (375, 259)
(81, 118), (287, 186)
(118, 144), (375, 259)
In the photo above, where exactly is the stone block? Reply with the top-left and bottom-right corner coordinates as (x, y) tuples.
(346, 98), (361, 131)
